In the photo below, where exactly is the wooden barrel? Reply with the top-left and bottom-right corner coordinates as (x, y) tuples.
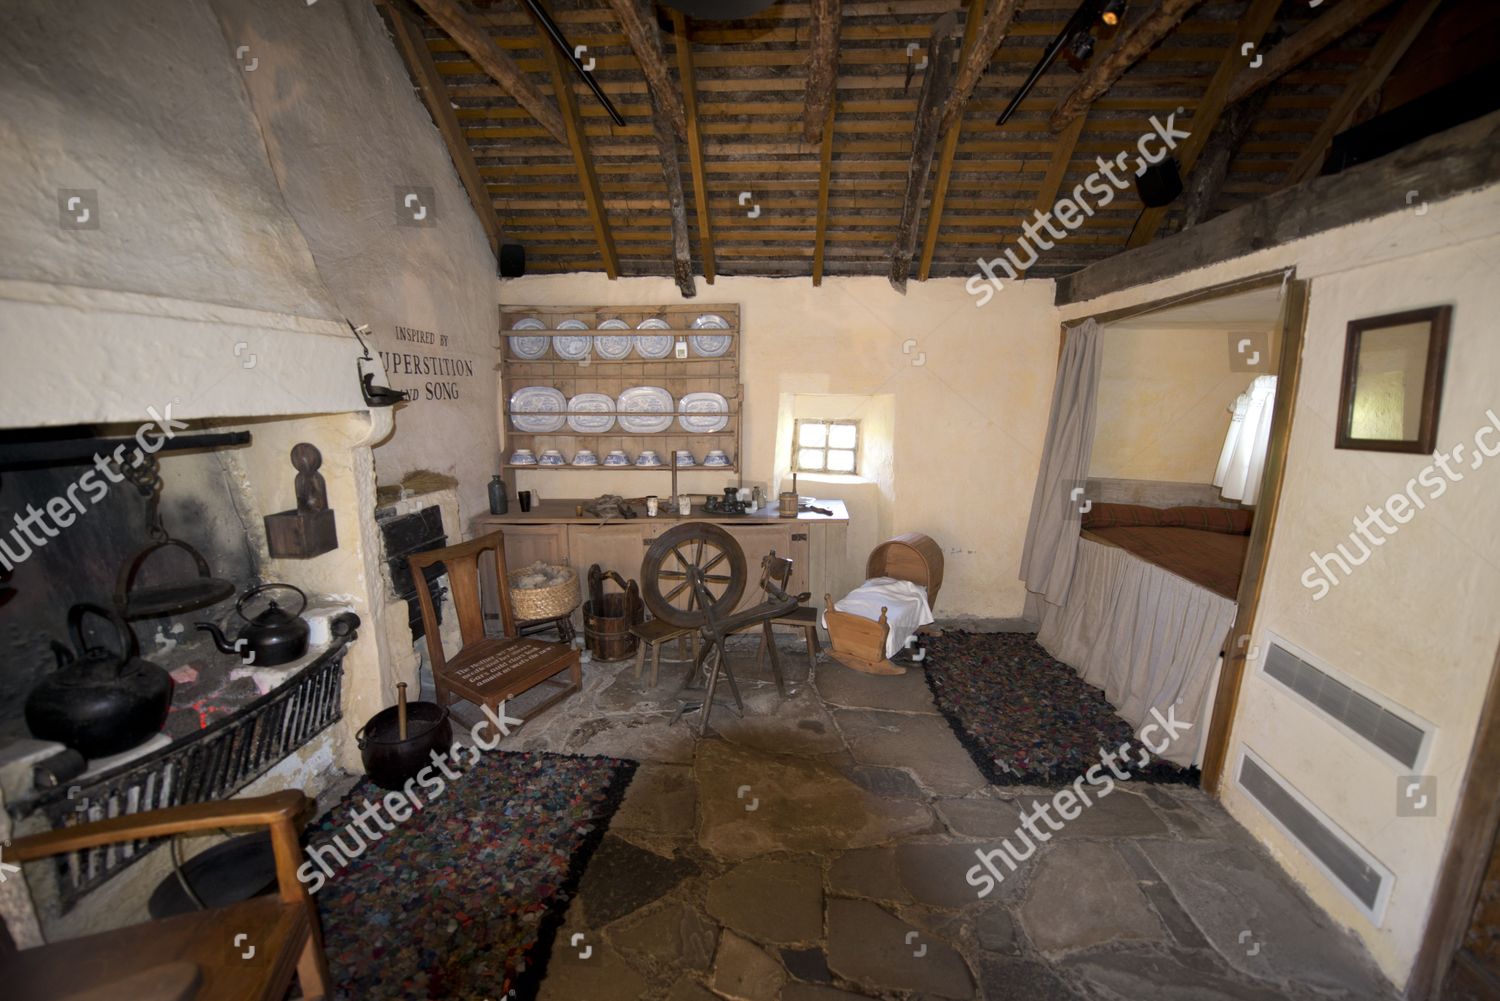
(584, 588), (643, 661)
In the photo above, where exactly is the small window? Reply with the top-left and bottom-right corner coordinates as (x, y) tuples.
(793, 419), (859, 475)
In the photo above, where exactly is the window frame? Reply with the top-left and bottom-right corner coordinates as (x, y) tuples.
(792, 418), (861, 475)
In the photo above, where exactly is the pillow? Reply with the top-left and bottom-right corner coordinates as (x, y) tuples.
(1080, 503), (1166, 529)
(1160, 505), (1254, 535)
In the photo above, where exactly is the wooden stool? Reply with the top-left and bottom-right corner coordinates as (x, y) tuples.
(753, 605), (822, 675)
(631, 617), (700, 687)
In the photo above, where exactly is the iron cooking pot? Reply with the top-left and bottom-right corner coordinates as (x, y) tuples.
(356, 702), (453, 790)
(26, 604), (174, 759)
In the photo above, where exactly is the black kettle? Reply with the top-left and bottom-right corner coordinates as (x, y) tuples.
(197, 583), (310, 667)
(26, 604), (174, 759)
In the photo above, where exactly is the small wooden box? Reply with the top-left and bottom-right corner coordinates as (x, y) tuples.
(265, 508), (338, 559)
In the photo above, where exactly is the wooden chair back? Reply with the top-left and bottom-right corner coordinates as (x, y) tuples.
(408, 531), (515, 675)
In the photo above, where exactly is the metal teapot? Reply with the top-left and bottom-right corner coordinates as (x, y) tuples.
(25, 604), (174, 759)
(197, 583), (310, 667)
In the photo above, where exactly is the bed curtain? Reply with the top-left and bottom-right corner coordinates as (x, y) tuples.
(1035, 538), (1238, 767)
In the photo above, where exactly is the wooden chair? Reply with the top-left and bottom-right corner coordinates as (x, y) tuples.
(409, 531), (581, 727)
(749, 552), (820, 676)
(3, 790), (328, 1001)
(631, 618), (699, 688)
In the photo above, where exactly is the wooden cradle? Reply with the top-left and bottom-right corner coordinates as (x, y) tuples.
(823, 532), (944, 675)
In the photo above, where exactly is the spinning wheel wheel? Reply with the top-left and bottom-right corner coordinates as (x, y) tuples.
(641, 523), (746, 628)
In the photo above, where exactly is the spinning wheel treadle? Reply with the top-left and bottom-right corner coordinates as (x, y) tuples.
(641, 523), (746, 628)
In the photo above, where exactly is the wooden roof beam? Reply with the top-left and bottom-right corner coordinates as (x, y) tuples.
(1049, 0), (1203, 133)
(937, 0), (1023, 138)
(535, 20), (618, 277)
(802, 0), (842, 145)
(606, 0), (687, 140)
(1225, 0), (1399, 107)
(919, 0), (987, 282)
(649, 90), (696, 297)
(1283, 0), (1442, 186)
(1125, 0), (1281, 248)
(812, 104), (835, 286)
(889, 11), (959, 293)
(409, 0), (568, 146)
(670, 11), (715, 284)
(381, 1), (503, 255)
(1177, 88), (1269, 230)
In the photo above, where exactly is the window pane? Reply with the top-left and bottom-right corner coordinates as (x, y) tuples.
(827, 449), (855, 472)
(798, 422), (827, 447)
(797, 448), (826, 470)
(829, 423), (858, 448)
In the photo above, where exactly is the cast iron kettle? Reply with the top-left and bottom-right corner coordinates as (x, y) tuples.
(198, 583), (310, 667)
(26, 604), (174, 759)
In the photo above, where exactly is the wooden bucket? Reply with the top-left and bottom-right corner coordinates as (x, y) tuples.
(584, 568), (643, 661)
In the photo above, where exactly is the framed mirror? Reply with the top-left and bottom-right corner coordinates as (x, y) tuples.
(1335, 306), (1452, 453)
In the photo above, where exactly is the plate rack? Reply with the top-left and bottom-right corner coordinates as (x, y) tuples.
(499, 303), (742, 474)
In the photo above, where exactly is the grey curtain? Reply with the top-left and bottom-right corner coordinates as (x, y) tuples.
(1019, 318), (1103, 607)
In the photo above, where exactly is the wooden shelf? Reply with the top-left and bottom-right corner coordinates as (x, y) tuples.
(500, 328), (737, 337)
(505, 464), (739, 472)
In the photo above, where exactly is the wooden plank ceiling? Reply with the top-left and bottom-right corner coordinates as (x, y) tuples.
(395, 0), (1397, 282)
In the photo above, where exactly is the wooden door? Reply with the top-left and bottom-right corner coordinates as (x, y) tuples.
(719, 523), (809, 611)
(568, 523), (657, 588)
(1445, 835), (1500, 999)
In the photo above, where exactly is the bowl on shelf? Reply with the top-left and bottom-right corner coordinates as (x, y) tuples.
(674, 450), (695, 467)
(510, 448), (536, 465)
(636, 449), (662, 467)
(703, 449), (731, 467)
(603, 449), (631, 467)
(538, 449), (566, 466)
(572, 449), (598, 466)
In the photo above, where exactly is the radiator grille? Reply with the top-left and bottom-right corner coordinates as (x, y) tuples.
(1263, 642), (1426, 768)
(1238, 752), (1389, 914)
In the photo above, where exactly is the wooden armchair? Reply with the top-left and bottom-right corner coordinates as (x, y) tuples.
(408, 530), (581, 726)
(3, 790), (328, 1001)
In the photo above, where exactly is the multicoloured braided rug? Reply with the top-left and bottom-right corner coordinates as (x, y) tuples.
(309, 747), (636, 1000)
(921, 630), (1195, 787)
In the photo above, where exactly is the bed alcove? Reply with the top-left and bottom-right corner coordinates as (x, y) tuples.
(1024, 270), (1309, 789)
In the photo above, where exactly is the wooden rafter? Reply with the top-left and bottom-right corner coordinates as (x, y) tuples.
(936, 0), (1023, 139)
(670, 11), (715, 284)
(889, 12), (958, 293)
(606, 0), (687, 140)
(1125, 0), (1281, 248)
(812, 105), (835, 286)
(649, 90), (696, 297)
(1177, 88), (1269, 230)
(801, 0), (842, 145)
(1016, 112), (1088, 276)
(409, 0), (568, 146)
(535, 21), (618, 277)
(1225, 0), (1399, 107)
(1049, 0), (1203, 133)
(1283, 0), (1442, 186)
(381, 1), (502, 255)
(918, 0), (986, 282)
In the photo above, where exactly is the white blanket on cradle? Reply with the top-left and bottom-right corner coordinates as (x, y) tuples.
(823, 576), (935, 659)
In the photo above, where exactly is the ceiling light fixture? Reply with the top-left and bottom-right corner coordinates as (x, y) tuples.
(1100, 0), (1126, 27)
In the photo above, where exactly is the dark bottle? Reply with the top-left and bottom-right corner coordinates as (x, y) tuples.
(488, 474), (509, 515)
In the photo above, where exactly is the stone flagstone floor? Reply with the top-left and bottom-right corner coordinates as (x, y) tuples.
(475, 634), (1397, 1001)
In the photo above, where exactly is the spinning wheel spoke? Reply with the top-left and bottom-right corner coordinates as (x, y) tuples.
(701, 551), (727, 573)
(664, 580), (690, 603)
(671, 547), (690, 571)
(703, 573), (732, 583)
(658, 569), (687, 580)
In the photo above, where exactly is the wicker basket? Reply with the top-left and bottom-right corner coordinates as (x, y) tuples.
(508, 565), (580, 621)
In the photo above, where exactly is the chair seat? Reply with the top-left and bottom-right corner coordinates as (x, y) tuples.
(8, 894), (305, 1001)
(444, 636), (577, 700)
(769, 605), (819, 626)
(631, 617), (695, 643)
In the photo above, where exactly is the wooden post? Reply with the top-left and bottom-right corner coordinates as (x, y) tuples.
(606, 0), (687, 140)
(936, 0), (1023, 139)
(889, 13), (958, 293)
(671, 11), (715, 284)
(812, 104), (835, 286)
(650, 89), (697, 298)
(1225, 0), (1399, 107)
(1177, 89), (1269, 230)
(919, 0), (988, 282)
(1049, 0), (1203, 132)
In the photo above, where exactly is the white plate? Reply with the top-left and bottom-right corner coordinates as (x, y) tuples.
(509, 386), (567, 433)
(689, 334), (732, 357)
(677, 391), (729, 432)
(508, 318), (550, 359)
(690, 314), (729, 330)
(636, 318), (671, 329)
(552, 333), (592, 360)
(617, 386), (674, 434)
(634, 334), (673, 358)
(557, 319), (591, 330)
(595, 322), (634, 359)
(567, 393), (616, 433)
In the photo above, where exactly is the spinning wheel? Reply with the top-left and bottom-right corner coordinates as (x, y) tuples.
(640, 523), (746, 628)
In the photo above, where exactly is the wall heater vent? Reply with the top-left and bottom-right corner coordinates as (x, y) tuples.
(1238, 752), (1391, 917)
(1262, 640), (1427, 769)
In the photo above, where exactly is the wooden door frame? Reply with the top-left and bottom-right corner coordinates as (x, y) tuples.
(1067, 268), (1308, 796)
(1407, 634), (1500, 999)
